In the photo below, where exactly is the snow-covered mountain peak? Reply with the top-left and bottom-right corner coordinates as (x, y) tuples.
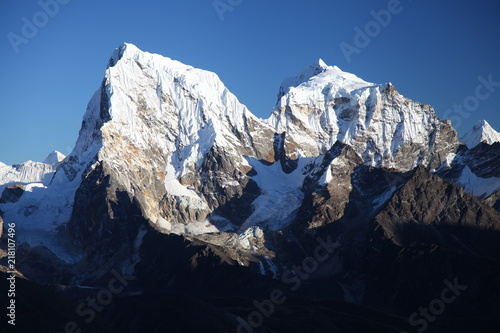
(277, 59), (330, 100)
(269, 61), (457, 171)
(108, 42), (145, 68)
(104, 43), (251, 125)
(43, 150), (66, 165)
(461, 119), (500, 149)
(109, 42), (192, 71)
(317, 58), (327, 68)
(277, 61), (374, 103)
(71, 43), (261, 162)
(293, 64), (374, 96)
(65, 43), (278, 226)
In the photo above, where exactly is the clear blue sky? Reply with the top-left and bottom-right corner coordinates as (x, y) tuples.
(1, 0), (499, 165)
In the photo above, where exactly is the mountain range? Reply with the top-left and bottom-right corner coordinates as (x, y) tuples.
(1, 43), (500, 333)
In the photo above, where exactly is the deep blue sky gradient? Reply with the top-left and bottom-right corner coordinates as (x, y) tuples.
(1, 0), (499, 164)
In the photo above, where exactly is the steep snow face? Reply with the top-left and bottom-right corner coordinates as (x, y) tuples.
(238, 157), (310, 232)
(71, 43), (262, 168)
(460, 119), (500, 149)
(104, 42), (253, 142)
(268, 61), (458, 171)
(457, 166), (500, 199)
(277, 59), (329, 100)
(0, 161), (55, 191)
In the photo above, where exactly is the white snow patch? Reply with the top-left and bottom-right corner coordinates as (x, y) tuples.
(238, 226), (265, 250)
(263, 256), (278, 279)
(24, 183), (46, 192)
(372, 185), (397, 209)
(239, 157), (308, 231)
(458, 166), (500, 199)
(164, 162), (207, 207)
(207, 214), (238, 232)
(443, 152), (456, 168)
(320, 166), (333, 184)
(221, 180), (240, 188)
(170, 220), (219, 235)
(156, 216), (172, 231)
(134, 225), (148, 250)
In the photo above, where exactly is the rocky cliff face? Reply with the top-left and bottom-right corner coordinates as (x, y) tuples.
(1, 43), (499, 332)
(375, 165), (500, 251)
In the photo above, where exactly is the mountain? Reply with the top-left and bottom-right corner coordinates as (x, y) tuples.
(1, 43), (499, 332)
(437, 120), (500, 203)
(0, 151), (66, 193)
(0, 160), (54, 191)
(460, 119), (500, 149)
(268, 60), (458, 171)
(42, 150), (66, 165)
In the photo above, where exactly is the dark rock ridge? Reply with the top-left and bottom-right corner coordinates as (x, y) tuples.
(0, 184), (25, 203)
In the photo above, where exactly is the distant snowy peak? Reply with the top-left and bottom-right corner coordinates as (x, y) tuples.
(43, 151), (66, 165)
(0, 151), (65, 192)
(461, 119), (500, 149)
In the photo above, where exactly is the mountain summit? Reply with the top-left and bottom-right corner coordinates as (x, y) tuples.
(461, 119), (500, 149)
(277, 58), (330, 99)
(270, 59), (458, 170)
(43, 150), (66, 165)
